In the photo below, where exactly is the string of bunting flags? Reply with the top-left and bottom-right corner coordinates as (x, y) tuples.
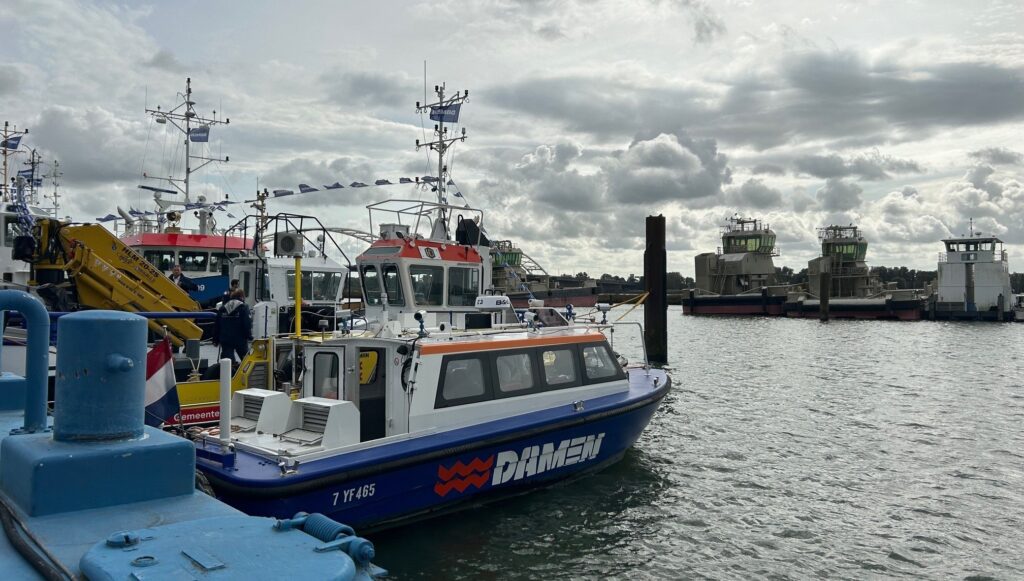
(98, 175), (466, 223)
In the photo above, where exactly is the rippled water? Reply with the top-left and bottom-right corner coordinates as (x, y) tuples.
(376, 311), (1024, 579)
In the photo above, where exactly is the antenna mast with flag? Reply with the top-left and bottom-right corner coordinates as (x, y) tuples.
(1, 121), (29, 203)
(416, 83), (468, 239)
(143, 78), (230, 204)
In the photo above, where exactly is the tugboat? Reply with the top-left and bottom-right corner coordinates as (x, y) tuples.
(491, 239), (600, 308)
(0, 291), (385, 579)
(926, 225), (1014, 321)
(783, 224), (925, 320)
(683, 216), (795, 315)
(187, 82), (671, 531)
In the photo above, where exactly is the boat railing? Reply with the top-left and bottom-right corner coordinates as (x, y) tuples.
(608, 321), (650, 374)
(365, 198), (485, 243)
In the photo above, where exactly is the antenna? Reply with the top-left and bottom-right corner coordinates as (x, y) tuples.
(415, 82), (469, 239)
(142, 78), (230, 204)
(44, 158), (62, 218)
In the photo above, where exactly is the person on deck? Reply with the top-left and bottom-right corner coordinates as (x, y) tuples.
(169, 264), (198, 292)
(213, 288), (252, 363)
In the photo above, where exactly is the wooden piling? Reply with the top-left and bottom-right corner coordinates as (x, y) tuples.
(819, 257), (831, 321)
(644, 215), (668, 365)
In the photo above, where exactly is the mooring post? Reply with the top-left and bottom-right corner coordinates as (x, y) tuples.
(819, 257), (831, 322)
(644, 215), (668, 365)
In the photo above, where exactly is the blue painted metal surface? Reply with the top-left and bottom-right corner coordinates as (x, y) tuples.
(198, 368), (670, 531)
(0, 293), (385, 579)
(0, 291), (49, 434)
(53, 311), (147, 442)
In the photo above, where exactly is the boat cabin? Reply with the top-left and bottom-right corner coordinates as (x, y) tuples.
(694, 216), (778, 294)
(123, 231), (251, 305)
(225, 327), (627, 458)
(935, 234), (1012, 314)
(0, 204), (49, 288)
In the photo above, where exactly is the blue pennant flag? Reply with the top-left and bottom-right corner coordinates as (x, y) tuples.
(447, 179), (455, 185)
(1, 135), (23, 150)
(350, 182), (368, 188)
(227, 212), (236, 219)
(298, 184), (318, 193)
(429, 103), (461, 123)
(374, 179), (392, 186)
(399, 177), (414, 184)
(454, 191), (464, 198)
(273, 189), (294, 197)
(323, 182), (344, 190)
(421, 176), (438, 183)
(184, 203), (203, 210)
(17, 168), (33, 178)
(129, 207), (145, 216)
(189, 125), (210, 142)
(96, 214), (118, 222)
(32, 178), (42, 187)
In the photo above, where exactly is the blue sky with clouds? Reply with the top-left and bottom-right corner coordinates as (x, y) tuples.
(2, 0), (1023, 276)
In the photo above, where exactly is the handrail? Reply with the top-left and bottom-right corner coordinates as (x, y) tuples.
(0, 290), (50, 433)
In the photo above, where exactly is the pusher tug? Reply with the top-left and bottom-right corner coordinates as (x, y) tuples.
(0, 291), (385, 580)
(188, 82), (672, 531)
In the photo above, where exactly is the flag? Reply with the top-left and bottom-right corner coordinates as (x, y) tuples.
(227, 212), (236, 219)
(189, 125), (210, 142)
(421, 176), (438, 183)
(32, 178), (42, 187)
(298, 184), (318, 193)
(96, 214), (118, 222)
(138, 184), (178, 195)
(1, 135), (23, 150)
(17, 169), (33, 178)
(454, 191), (464, 198)
(323, 182), (344, 190)
(399, 177), (413, 184)
(144, 338), (179, 427)
(350, 181), (368, 188)
(374, 179), (392, 186)
(129, 207), (144, 216)
(273, 189), (294, 197)
(429, 103), (461, 123)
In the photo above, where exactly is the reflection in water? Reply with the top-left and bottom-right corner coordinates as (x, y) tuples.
(377, 313), (1024, 579)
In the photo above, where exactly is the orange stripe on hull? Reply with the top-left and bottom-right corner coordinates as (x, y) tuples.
(420, 332), (606, 355)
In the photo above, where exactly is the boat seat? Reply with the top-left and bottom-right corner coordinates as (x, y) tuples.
(276, 398), (359, 450)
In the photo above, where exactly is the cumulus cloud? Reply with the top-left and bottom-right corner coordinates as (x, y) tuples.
(724, 178), (783, 209)
(793, 151), (923, 181)
(815, 179), (862, 212)
(969, 147), (1023, 165)
(321, 71), (418, 108)
(751, 163), (786, 176)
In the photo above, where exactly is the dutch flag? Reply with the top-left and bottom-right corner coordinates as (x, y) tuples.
(144, 338), (180, 427)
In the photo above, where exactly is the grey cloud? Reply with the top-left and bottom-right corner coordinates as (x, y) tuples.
(607, 132), (731, 205)
(969, 147), (1023, 165)
(751, 163), (786, 176)
(144, 49), (186, 73)
(30, 106), (145, 187)
(0, 64), (24, 96)
(488, 48), (1024, 149)
(815, 179), (862, 212)
(321, 71), (417, 108)
(652, 0), (725, 43)
(724, 178), (783, 210)
(793, 151), (923, 181)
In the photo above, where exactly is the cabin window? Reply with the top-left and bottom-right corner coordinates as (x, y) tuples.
(3, 219), (17, 247)
(410, 265), (444, 306)
(540, 348), (578, 387)
(495, 352), (535, 394)
(144, 250), (176, 272)
(179, 251), (209, 272)
(312, 271), (343, 301)
(448, 267), (479, 306)
(440, 357), (487, 402)
(382, 264), (405, 306)
(210, 252), (239, 274)
(361, 265), (383, 305)
(582, 345), (618, 381)
(312, 352), (340, 399)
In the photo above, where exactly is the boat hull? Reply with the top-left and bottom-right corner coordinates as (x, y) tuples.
(783, 298), (924, 320)
(198, 370), (669, 531)
(682, 294), (787, 316)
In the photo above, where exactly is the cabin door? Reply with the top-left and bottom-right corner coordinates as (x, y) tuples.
(357, 348), (387, 442)
(303, 346), (346, 401)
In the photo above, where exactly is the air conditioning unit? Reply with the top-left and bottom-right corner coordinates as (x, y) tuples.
(275, 232), (305, 257)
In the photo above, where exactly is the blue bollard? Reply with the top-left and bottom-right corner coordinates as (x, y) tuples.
(53, 311), (147, 441)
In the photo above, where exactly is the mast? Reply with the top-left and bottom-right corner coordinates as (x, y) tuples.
(44, 158), (62, 218)
(143, 78), (230, 204)
(415, 83), (469, 239)
(1, 121), (29, 203)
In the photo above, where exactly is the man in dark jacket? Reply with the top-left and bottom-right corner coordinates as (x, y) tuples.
(169, 264), (198, 292)
(213, 289), (252, 363)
